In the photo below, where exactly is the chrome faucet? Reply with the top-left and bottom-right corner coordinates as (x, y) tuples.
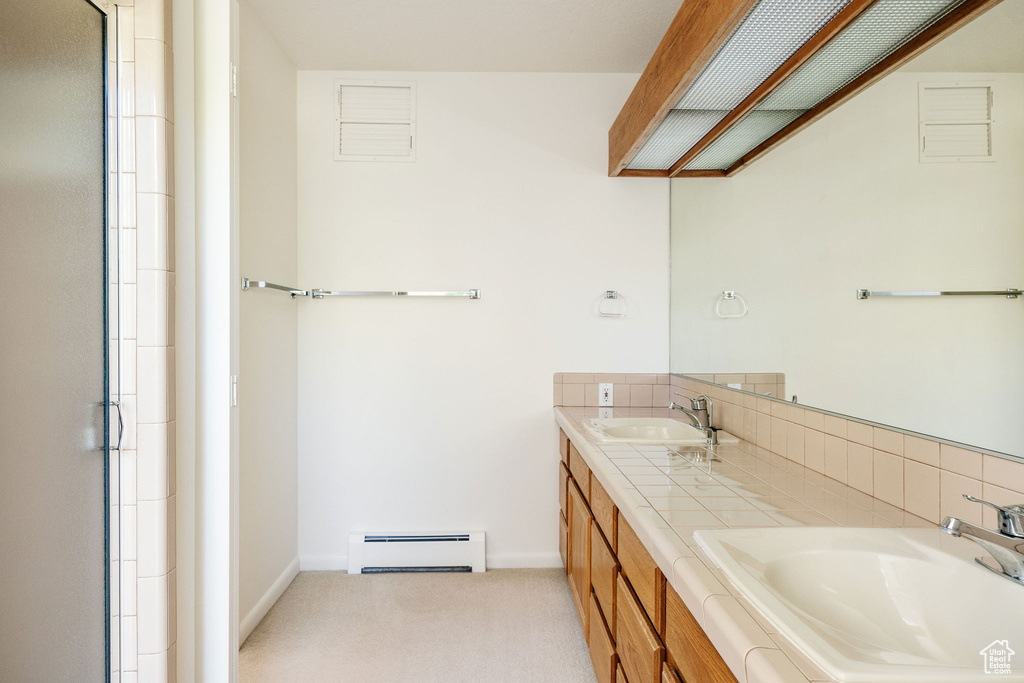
(941, 494), (1024, 586)
(669, 393), (717, 445)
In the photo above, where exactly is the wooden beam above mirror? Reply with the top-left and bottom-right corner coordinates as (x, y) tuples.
(608, 0), (1006, 178)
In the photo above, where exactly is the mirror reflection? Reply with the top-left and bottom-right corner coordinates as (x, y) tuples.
(669, 0), (1024, 459)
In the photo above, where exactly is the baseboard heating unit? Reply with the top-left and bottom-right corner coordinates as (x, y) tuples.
(347, 531), (486, 574)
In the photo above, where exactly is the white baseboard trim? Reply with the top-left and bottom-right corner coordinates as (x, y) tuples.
(486, 551), (563, 569)
(239, 556), (299, 645)
(299, 553), (348, 571)
(297, 551), (562, 571)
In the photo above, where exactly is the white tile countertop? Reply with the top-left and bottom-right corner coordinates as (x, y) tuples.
(554, 406), (936, 683)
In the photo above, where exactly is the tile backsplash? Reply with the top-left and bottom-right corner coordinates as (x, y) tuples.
(554, 372), (1024, 530)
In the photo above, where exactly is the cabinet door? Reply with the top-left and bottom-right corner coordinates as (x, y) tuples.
(661, 662), (683, 683)
(591, 520), (619, 638)
(664, 583), (738, 683)
(559, 428), (570, 464)
(618, 514), (666, 634)
(591, 476), (618, 551)
(559, 461), (569, 518)
(589, 594), (617, 683)
(559, 512), (568, 572)
(568, 480), (592, 640)
(569, 442), (591, 501)
(617, 664), (629, 683)
(616, 574), (664, 683)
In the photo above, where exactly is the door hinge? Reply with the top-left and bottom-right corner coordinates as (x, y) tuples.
(230, 62), (238, 98)
(230, 374), (238, 407)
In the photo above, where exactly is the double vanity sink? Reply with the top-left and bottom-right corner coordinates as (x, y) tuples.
(697, 527), (1024, 682)
(565, 410), (1024, 682)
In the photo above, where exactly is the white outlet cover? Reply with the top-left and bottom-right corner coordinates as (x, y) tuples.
(598, 383), (614, 407)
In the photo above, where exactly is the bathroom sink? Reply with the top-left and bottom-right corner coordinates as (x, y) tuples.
(584, 417), (707, 445)
(695, 527), (1024, 682)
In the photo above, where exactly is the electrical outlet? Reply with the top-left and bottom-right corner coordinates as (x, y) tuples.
(599, 383), (614, 407)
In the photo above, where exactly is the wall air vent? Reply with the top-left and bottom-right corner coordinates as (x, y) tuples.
(609, 0), (1000, 178)
(919, 81), (995, 162)
(335, 80), (416, 162)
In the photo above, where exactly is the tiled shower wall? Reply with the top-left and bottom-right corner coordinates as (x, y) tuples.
(554, 372), (1024, 535)
(110, 1), (176, 681)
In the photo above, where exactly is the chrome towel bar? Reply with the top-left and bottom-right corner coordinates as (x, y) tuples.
(857, 288), (1021, 300)
(241, 278), (309, 297)
(242, 278), (480, 300)
(311, 289), (481, 300)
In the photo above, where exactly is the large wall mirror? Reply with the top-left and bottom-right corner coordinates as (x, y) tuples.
(670, 0), (1024, 460)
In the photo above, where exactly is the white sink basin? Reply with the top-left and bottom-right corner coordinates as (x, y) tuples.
(695, 527), (1024, 682)
(584, 417), (707, 445)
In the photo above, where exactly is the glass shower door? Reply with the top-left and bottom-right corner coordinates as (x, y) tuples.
(0, 0), (111, 680)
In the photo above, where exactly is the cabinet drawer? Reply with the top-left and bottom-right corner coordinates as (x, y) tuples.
(559, 512), (568, 573)
(590, 520), (619, 638)
(617, 514), (666, 634)
(568, 480), (592, 641)
(589, 594), (617, 683)
(591, 476), (617, 551)
(616, 574), (664, 683)
(661, 662), (682, 683)
(559, 428), (570, 465)
(559, 461), (569, 517)
(664, 583), (738, 683)
(569, 442), (591, 501)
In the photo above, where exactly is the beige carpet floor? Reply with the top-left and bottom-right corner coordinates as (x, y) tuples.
(239, 568), (598, 683)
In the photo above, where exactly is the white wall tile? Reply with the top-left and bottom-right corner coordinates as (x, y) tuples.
(110, 228), (137, 284)
(122, 505), (137, 561)
(121, 560), (137, 617)
(120, 450), (137, 506)
(116, 7), (134, 62)
(137, 422), (169, 501)
(137, 270), (170, 346)
(138, 650), (170, 681)
(136, 117), (168, 194)
(122, 614), (138, 671)
(137, 347), (170, 423)
(137, 193), (169, 270)
(134, 39), (167, 118)
(111, 339), (137, 396)
(134, 0), (169, 42)
(138, 574), (169, 654)
(137, 498), (169, 577)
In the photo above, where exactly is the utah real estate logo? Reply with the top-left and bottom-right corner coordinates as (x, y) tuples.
(981, 640), (1015, 675)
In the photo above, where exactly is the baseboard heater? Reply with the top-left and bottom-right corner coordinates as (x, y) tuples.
(347, 531), (486, 574)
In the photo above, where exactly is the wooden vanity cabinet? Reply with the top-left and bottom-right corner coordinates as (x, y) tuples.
(590, 522), (619, 637)
(661, 663), (683, 683)
(664, 583), (738, 683)
(591, 476), (618, 551)
(617, 515), (666, 634)
(568, 479), (592, 642)
(616, 574), (664, 683)
(589, 593), (617, 683)
(559, 432), (738, 683)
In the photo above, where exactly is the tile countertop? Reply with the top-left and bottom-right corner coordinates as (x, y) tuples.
(554, 406), (935, 683)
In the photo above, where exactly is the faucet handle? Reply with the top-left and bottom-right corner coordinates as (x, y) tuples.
(964, 494), (1024, 538)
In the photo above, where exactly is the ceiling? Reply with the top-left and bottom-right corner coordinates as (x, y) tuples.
(901, 0), (1024, 73)
(241, 0), (683, 72)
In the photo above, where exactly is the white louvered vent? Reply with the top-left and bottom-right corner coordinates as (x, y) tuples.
(335, 80), (416, 162)
(919, 82), (994, 163)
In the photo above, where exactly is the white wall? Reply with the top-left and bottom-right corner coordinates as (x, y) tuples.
(671, 71), (1024, 456)
(238, 4), (298, 639)
(296, 71), (669, 568)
